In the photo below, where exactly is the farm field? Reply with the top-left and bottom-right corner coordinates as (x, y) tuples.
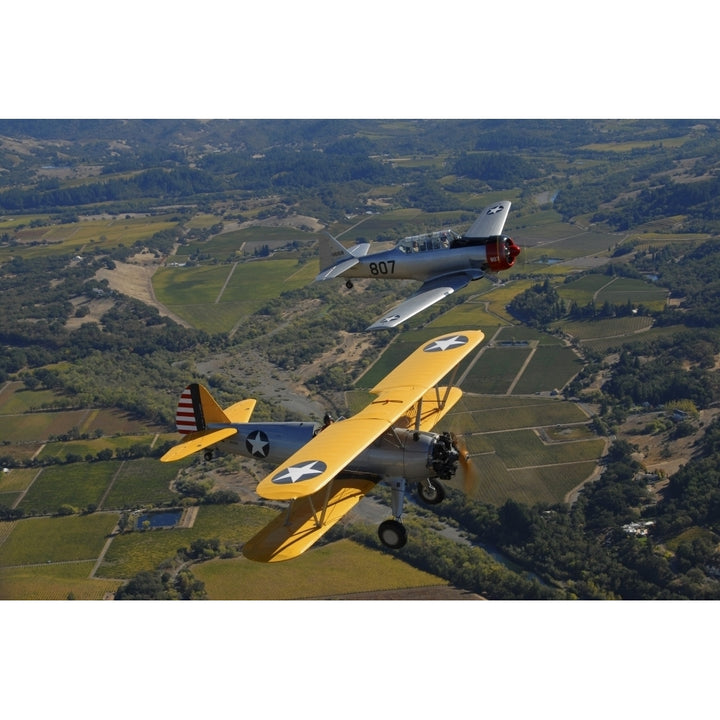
(558, 273), (669, 311)
(443, 395), (602, 505)
(0, 562), (120, 600)
(0, 193), (623, 600)
(153, 257), (316, 333)
(192, 538), (448, 600)
(0, 495), (453, 599)
(0, 512), (118, 566)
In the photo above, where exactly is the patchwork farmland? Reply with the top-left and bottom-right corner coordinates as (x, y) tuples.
(0, 189), (676, 600)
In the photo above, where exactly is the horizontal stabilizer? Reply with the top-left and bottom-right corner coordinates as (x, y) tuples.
(160, 427), (237, 462)
(223, 398), (256, 424)
(349, 243), (371, 258)
(314, 256), (359, 281)
(243, 476), (376, 562)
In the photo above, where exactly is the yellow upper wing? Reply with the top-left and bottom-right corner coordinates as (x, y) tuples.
(255, 331), (484, 501)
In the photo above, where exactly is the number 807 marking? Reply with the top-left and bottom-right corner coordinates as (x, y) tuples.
(368, 260), (395, 275)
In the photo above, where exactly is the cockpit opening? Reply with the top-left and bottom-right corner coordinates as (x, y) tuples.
(397, 229), (459, 254)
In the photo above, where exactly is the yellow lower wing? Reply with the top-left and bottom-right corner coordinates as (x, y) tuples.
(243, 476), (376, 562)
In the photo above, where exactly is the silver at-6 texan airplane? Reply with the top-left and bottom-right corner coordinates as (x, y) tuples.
(314, 199), (520, 330)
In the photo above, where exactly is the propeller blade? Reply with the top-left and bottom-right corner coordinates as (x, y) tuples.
(451, 432), (480, 496)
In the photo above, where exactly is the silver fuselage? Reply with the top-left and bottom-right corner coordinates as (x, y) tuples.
(213, 422), (448, 483)
(341, 246), (487, 282)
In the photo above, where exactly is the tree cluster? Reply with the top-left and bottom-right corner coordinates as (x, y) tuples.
(114, 568), (206, 600)
(507, 278), (565, 327)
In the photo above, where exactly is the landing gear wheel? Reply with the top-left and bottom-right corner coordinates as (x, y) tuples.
(345, 279), (354, 289)
(378, 519), (407, 549)
(417, 478), (446, 505)
(204, 450), (213, 461)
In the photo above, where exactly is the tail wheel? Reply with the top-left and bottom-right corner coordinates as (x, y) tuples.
(417, 478), (446, 505)
(378, 519), (407, 549)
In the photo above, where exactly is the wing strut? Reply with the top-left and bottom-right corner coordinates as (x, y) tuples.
(412, 380), (463, 433)
(283, 478), (336, 531)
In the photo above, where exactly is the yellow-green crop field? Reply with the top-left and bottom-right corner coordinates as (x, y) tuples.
(0, 562), (120, 600)
(192, 538), (447, 600)
(441, 395), (600, 506)
(0, 513), (118, 566)
(154, 258), (316, 333)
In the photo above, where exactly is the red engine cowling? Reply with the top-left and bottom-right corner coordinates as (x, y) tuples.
(485, 235), (521, 272)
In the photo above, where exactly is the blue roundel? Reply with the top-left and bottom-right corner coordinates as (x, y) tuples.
(272, 460), (327, 485)
(423, 334), (469, 353)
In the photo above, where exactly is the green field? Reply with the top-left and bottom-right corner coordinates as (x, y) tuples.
(462, 347), (533, 394)
(445, 396), (588, 432)
(441, 395), (600, 506)
(0, 561), (120, 600)
(559, 316), (654, 342)
(512, 345), (584, 394)
(95, 504), (273, 578)
(559, 273), (669, 311)
(101, 457), (181, 510)
(192, 538), (447, 599)
(0, 512), (118, 566)
(476, 460), (600, 506)
(0, 199), (617, 600)
(18, 463), (119, 515)
(154, 258), (317, 333)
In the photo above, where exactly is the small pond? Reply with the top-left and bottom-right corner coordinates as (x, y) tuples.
(137, 510), (182, 529)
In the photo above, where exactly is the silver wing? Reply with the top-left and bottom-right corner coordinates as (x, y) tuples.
(367, 271), (482, 330)
(463, 200), (511, 238)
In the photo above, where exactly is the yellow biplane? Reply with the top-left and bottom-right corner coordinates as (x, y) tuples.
(161, 330), (484, 562)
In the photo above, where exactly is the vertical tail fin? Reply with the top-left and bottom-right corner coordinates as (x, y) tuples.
(175, 383), (230, 434)
(318, 232), (355, 271)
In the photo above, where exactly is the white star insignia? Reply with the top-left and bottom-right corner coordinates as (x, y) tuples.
(272, 460), (327, 485)
(424, 335), (468, 352)
(487, 204), (504, 215)
(246, 430), (269, 458)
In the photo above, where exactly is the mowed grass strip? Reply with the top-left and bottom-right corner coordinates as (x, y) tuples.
(0, 562), (121, 600)
(0, 513), (118, 566)
(192, 538), (447, 599)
